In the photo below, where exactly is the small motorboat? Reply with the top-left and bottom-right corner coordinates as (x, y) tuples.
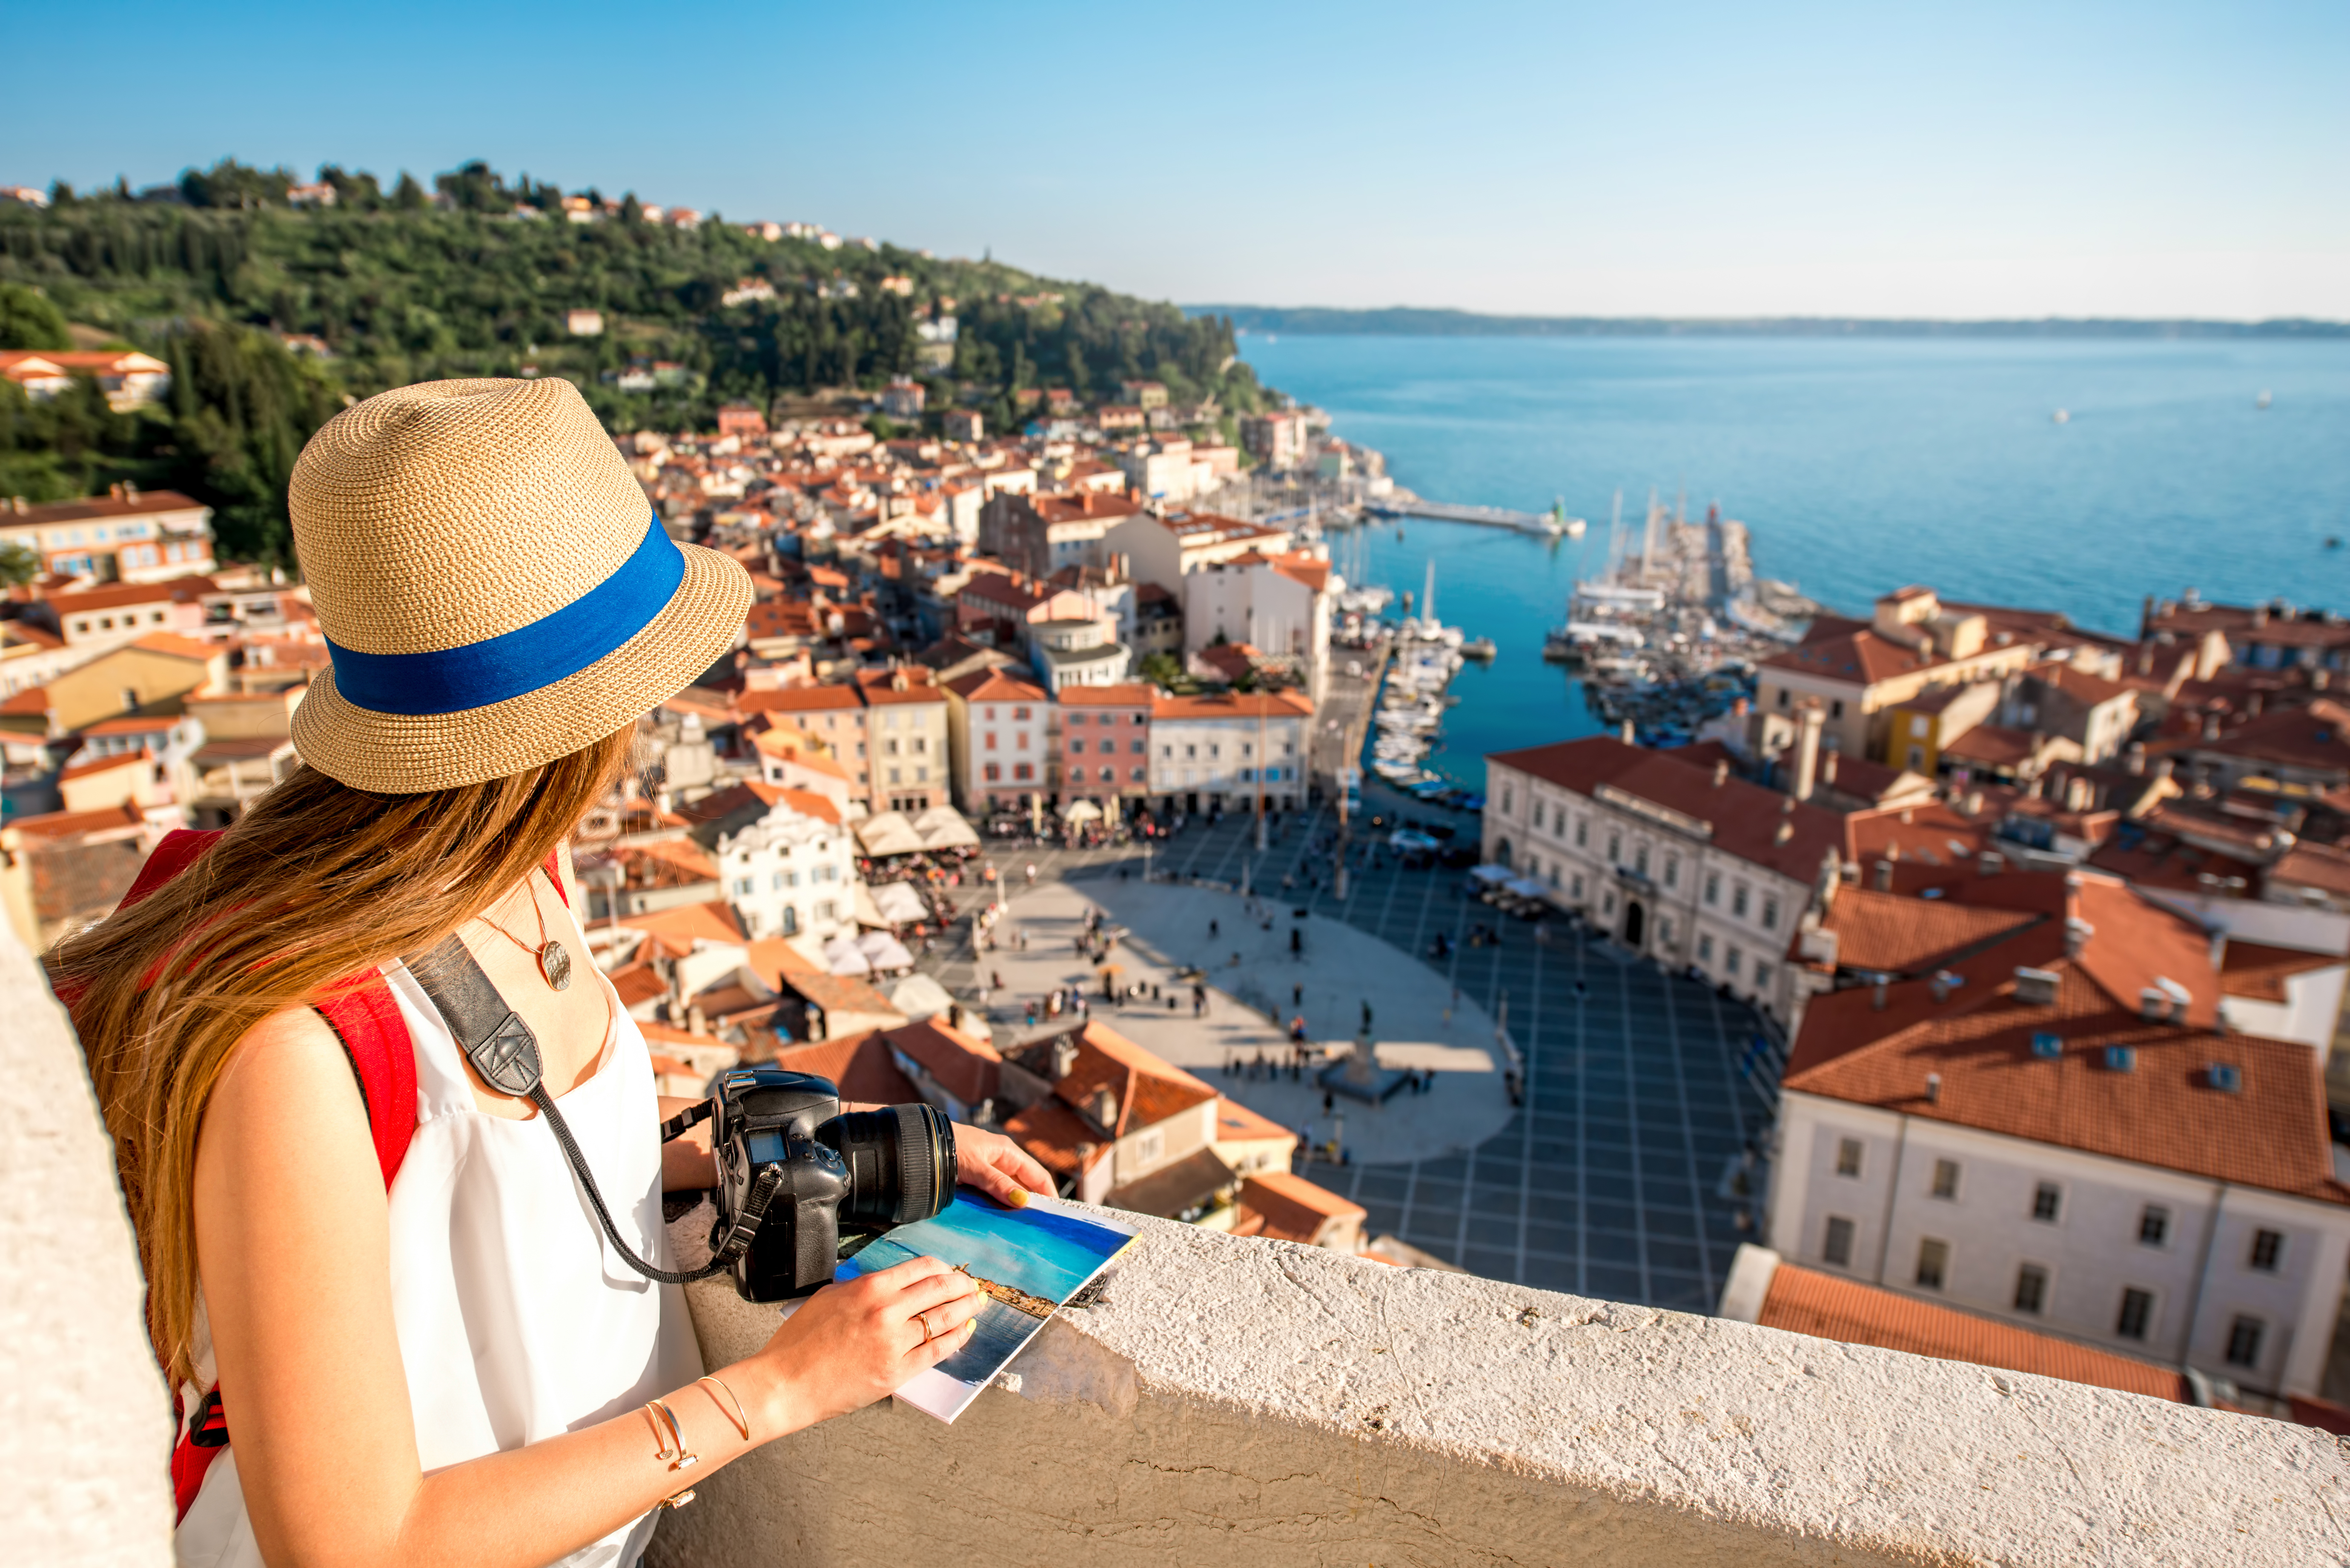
(1460, 637), (1497, 661)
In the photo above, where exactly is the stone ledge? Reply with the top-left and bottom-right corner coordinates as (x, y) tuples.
(652, 1203), (2347, 1567)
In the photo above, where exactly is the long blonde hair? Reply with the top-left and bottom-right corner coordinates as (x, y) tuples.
(52, 727), (633, 1388)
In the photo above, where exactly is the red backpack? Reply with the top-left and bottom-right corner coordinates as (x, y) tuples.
(118, 828), (569, 1524)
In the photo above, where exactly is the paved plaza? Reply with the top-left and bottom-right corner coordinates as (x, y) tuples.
(917, 795), (1776, 1316)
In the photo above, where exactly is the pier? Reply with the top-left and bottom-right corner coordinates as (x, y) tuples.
(1366, 498), (1558, 535)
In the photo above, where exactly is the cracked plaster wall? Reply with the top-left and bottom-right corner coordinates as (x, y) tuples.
(651, 1205), (2348, 1567)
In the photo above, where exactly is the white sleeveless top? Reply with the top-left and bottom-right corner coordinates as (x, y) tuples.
(176, 910), (705, 1568)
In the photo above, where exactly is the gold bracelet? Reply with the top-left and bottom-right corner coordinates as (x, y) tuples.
(696, 1374), (752, 1441)
(647, 1398), (699, 1471)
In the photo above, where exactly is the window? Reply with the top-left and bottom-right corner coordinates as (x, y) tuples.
(1130, 766), (1146, 782)
(817, 864), (837, 882)
(1915, 1238), (1949, 1290)
(771, 873), (787, 891)
(912, 735), (928, 754)
(1013, 762), (1033, 781)
(1777, 688), (1790, 710)
(1658, 917), (1674, 945)
(1502, 786), (1514, 813)
(2116, 1288), (2154, 1340)
(1732, 884), (1750, 918)
(2031, 1183), (2061, 1222)
(888, 766), (902, 784)
(733, 878), (753, 897)
(1830, 699), (1844, 719)
(2249, 1229), (2284, 1272)
(780, 906), (799, 936)
(1132, 738), (1145, 753)
(983, 763), (1001, 782)
(885, 737), (900, 755)
(1835, 1138), (1863, 1177)
(1634, 844), (1649, 876)
(1751, 963), (1771, 991)
(1703, 872), (1720, 906)
(1606, 831), (1621, 862)
(1823, 1216), (1856, 1267)
(1015, 732), (1029, 751)
(1571, 873), (1584, 898)
(984, 731), (997, 750)
(2138, 1205), (2169, 1247)
(983, 706), (996, 721)
(1761, 896), (1779, 930)
(1013, 706), (1031, 721)
(1132, 1129), (1164, 1167)
(1930, 1159), (1960, 1200)
(1575, 817), (1588, 848)
(814, 899), (836, 921)
(2225, 1316), (2265, 1368)
(1664, 855), (1679, 889)
(1069, 738), (1085, 753)
(1697, 933), (1713, 961)
(2014, 1265), (2048, 1314)
(1725, 946), (1741, 978)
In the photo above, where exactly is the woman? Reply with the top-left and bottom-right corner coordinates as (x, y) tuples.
(53, 378), (1052, 1568)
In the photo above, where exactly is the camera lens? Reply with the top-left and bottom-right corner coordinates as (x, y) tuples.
(819, 1104), (957, 1227)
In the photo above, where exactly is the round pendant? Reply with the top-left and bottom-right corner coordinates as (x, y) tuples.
(539, 939), (573, 992)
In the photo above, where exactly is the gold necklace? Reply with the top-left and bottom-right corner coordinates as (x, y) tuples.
(475, 872), (574, 991)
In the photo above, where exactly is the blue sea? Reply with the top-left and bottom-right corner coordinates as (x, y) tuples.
(1235, 335), (2350, 783)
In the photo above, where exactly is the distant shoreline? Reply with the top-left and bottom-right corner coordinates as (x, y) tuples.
(1188, 305), (2350, 340)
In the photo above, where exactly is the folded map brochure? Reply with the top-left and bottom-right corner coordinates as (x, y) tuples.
(836, 1190), (1138, 1424)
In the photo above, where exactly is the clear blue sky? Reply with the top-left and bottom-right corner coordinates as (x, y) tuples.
(6, 0), (2344, 319)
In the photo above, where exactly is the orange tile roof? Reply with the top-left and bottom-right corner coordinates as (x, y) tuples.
(2219, 940), (2345, 1001)
(1757, 1258), (2187, 1402)
(5, 801), (145, 840)
(1052, 1020), (1217, 1134)
(1212, 1096), (1296, 1145)
(1786, 935), (2344, 1203)
(616, 898), (745, 953)
(1056, 684), (1155, 707)
(737, 684), (862, 714)
(883, 1017), (1002, 1105)
(1149, 690), (1313, 721)
(0, 684), (49, 716)
(608, 960), (667, 1010)
(1004, 1096), (1112, 1178)
(127, 631), (219, 662)
(769, 1030), (923, 1104)
(1491, 736), (1846, 883)
(0, 491), (207, 527)
(1813, 884), (2041, 974)
(45, 575), (215, 612)
(944, 668), (1048, 704)
(56, 750), (147, 784)
(1238, 1171), (1364, 1242)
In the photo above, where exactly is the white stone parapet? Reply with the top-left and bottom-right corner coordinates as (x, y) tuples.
(653, 1203), (2346, 1567)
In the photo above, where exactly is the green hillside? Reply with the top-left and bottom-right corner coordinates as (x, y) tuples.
(0, 159), (1271, 565)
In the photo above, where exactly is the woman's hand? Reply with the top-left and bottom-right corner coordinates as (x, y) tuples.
(953, 1123), (1055, 1206)
(752, 1256), (982, 1432)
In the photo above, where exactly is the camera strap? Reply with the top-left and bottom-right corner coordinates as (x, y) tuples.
(407, 935), (781, 1286)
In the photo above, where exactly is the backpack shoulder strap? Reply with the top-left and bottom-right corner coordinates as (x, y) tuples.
(314, 975), (419, 1191)
(120, 827), (224, 910)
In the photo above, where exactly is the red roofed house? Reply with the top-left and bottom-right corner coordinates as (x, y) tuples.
(998, 1022), (1230, 1215)
(883, 1017), (1004, 1124)
(0, 488), (215, 586)
(1765, 865), (2350, 1404)
(1148, 689), (1311, 817)
(1718, 1245), (2195, 1405)
(1183, 548), (1335, 701)
(1755, 587), (2083, 770)
(1101, 509), (1295, 596)
(0, 801), (160, 948)
(1484, 735), (1848, 1021)
(975, 490), (1142, 579)
(1229, 1171), (1367, 1253)
(943, 667), (1051, 814)
(43, 574), (215, 653)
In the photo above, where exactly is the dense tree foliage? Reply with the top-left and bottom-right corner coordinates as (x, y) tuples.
(1, 158), (1271, 561)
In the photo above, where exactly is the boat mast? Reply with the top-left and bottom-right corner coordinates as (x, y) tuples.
(1423, 558), (1436, 626)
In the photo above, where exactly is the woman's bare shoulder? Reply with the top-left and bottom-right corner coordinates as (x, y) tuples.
(208, 1003), (370, 1150)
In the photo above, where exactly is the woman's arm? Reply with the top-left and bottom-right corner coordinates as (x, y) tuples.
(198, 1010), (980, 1568)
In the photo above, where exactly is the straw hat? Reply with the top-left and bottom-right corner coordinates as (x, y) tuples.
(287, 378), (751, 793)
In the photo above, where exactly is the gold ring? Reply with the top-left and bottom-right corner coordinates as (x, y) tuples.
(917, 1310), (935, 1347)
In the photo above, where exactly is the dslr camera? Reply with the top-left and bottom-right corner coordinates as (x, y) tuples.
(706, 1066), (958, 1301)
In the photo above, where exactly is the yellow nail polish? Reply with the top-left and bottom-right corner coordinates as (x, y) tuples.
(1007, 1189), (1029, 1207)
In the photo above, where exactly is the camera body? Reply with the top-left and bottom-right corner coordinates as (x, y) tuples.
(709, 1066), (957, 1301)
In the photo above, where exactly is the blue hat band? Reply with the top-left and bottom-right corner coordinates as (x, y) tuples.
(326, 515), (685, 717)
